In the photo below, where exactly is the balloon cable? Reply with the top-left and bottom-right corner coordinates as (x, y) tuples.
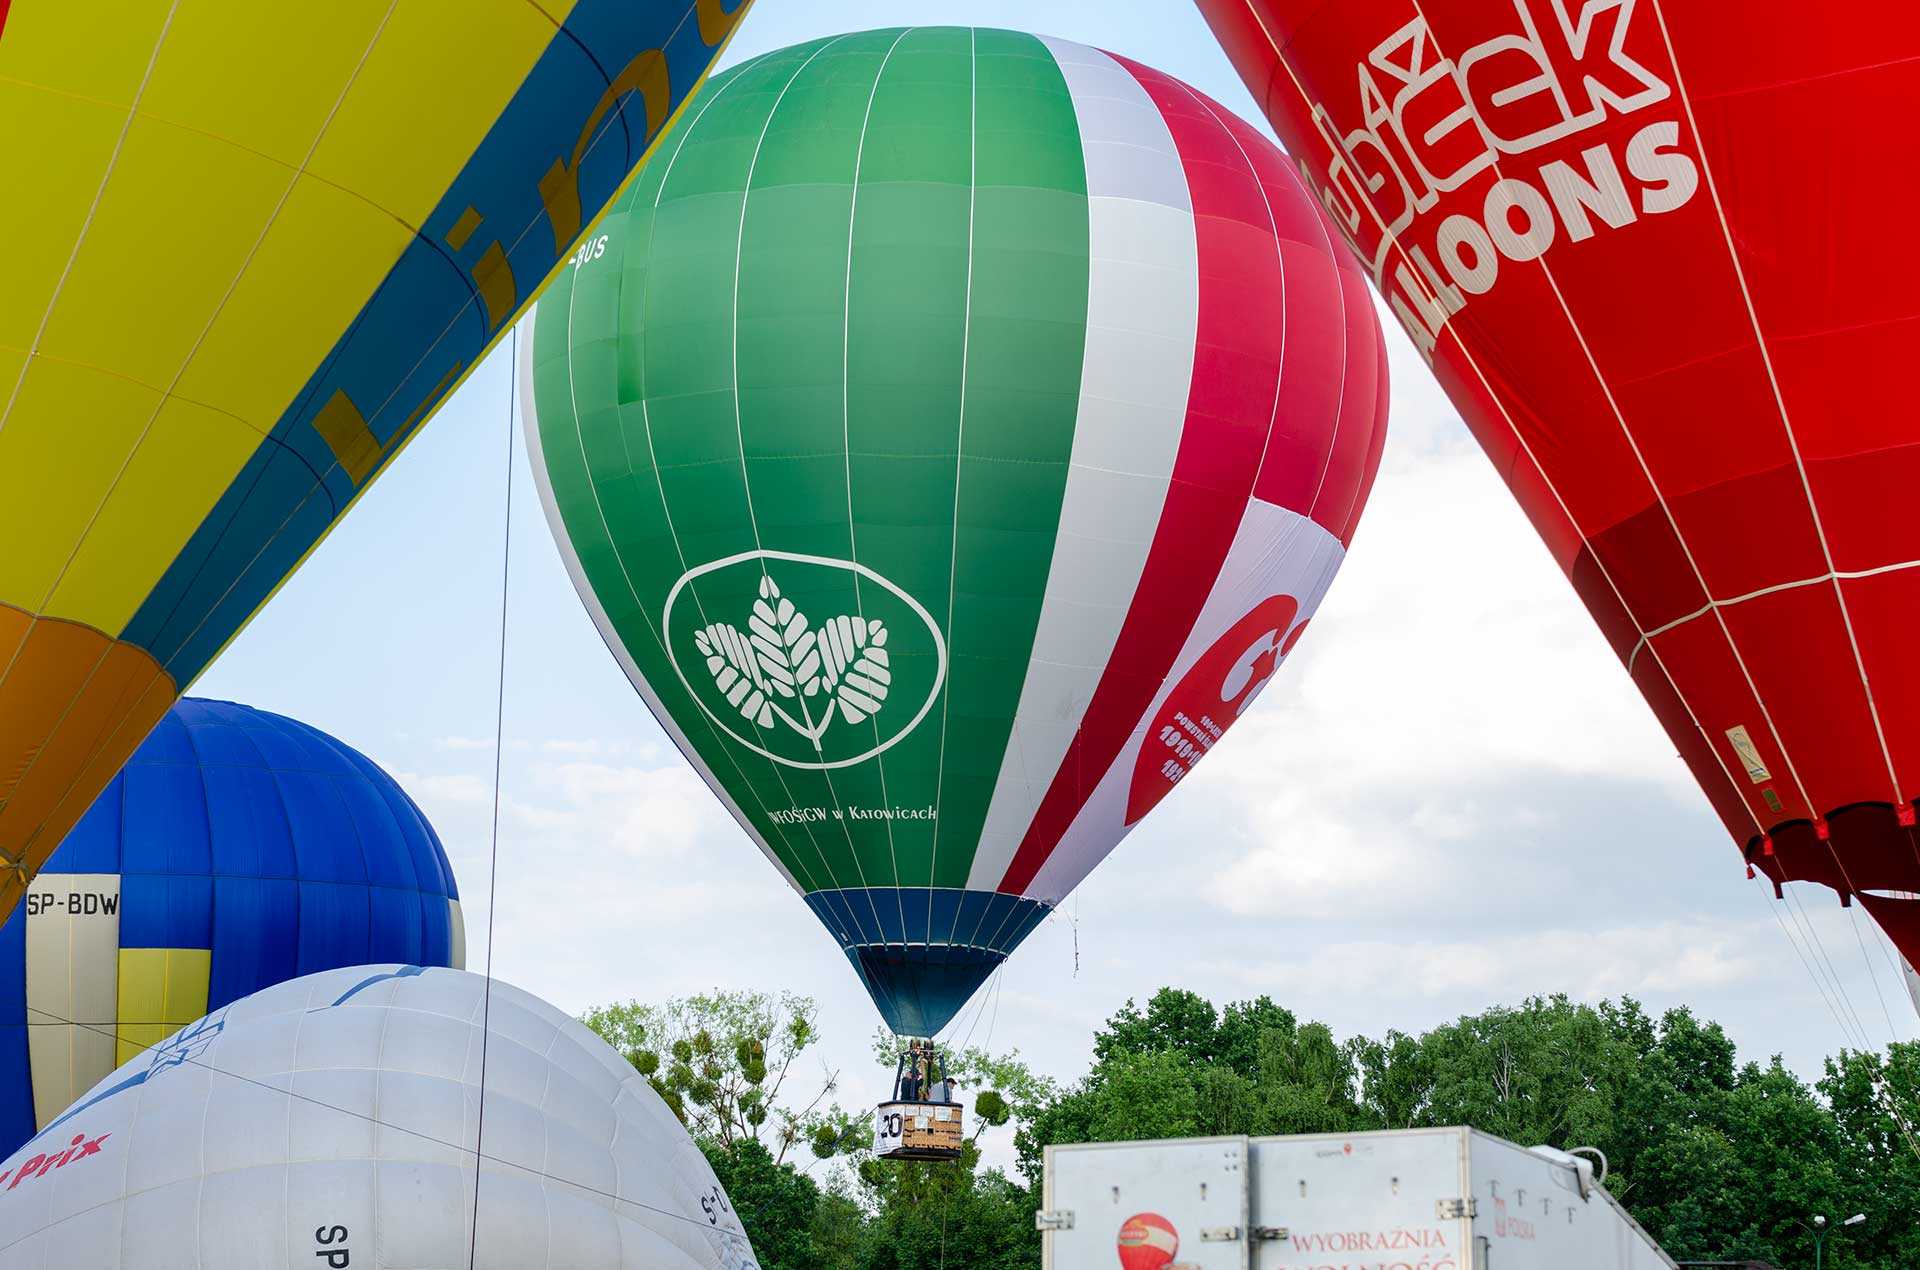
(468, 326), (516, 1268)
(1847, 903), (1899, 1041)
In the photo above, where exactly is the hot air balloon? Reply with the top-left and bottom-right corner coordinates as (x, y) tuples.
(0, 965), (760, 1269)
(0, 698), (464, 1157)
(0, 0), (752, 921)
(523, 28), (1387, 1037)
(1193, 1), (1920, 965)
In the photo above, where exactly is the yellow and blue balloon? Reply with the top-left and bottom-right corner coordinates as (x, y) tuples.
(0, 699), (463, 1155)
(0, 0), (750, 920)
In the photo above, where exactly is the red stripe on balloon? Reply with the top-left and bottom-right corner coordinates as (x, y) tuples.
(0, 2), (12, 41)
(995, 55), (1289, 896)
(1187, 95), (1389, 548)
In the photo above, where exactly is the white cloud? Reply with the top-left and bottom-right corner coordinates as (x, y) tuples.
(1198, 918), (1765, 1004)
(1205, 787), (1410, 914)
(394, 770), (493, 808)
(516, 759), (733, 857)
(541, 738), (603, 756)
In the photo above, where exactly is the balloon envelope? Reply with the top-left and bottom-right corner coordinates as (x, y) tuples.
(0, 966), (758, 1269)
(0, 698), (463, 1157)
(0, 0), (750, 919)
(524, 28), (1387, 1034)
(1195, 0), (1920, 960)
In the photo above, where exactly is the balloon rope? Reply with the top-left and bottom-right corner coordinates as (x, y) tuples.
(469, 326), (517, 1268)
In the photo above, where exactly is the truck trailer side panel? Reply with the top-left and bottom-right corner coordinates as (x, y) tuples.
(1248, 1128), (1469, 1269)
(1466, 1132), (1674, 1270)
(1040, 1127), (1676, 1270)
(1043, 1137), (1251, 1270)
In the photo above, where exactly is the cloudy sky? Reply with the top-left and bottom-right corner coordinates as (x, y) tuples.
(194, 0), (1914, 1170)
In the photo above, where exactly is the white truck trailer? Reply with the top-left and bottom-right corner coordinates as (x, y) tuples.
(1038, 1126), (1675, 1270)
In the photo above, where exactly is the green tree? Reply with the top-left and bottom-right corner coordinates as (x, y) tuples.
(1819, 1043), (1920, 1267)
(583, 990), (837, 1163)
(699, 1138), (827, 1270)
(852, 1144), (1039, 1270)
(1017, 989), (1369, 1184)
(1094, 987), (1224, 1066)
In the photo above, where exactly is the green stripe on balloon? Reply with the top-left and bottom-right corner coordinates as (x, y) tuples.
(533, 30), (1089, 896)
(643, 38), (872, 890)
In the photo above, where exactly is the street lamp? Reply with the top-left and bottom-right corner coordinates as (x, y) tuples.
(1808, 1213), (1867, 1270)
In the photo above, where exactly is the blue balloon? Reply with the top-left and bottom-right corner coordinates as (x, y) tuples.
(0, 699), (462, 1154)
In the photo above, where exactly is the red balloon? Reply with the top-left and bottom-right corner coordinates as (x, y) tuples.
(1117, 1212), (1180, 1270)
(1195, 0), (1920, 959)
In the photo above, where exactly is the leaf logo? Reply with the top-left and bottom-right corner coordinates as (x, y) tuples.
(662, 550), (947, 771)
(691, 575), (893, 749)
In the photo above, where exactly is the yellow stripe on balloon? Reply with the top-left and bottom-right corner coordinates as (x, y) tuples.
(171, 161), (415, 434)
(0, 0), (170, 106)
(0, 360), (159, 614)
(115, 947), (211, 1068)
(306, 0), (556, 234)
(138, 1), (392, 171)
(38, 115), (293, 396)
(48, 398), (258, 635)
(0, 83), (123, 353)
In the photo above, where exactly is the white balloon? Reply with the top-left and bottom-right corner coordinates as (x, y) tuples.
(0, 966), (759, 1269)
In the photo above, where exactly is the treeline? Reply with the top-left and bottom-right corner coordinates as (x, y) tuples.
(584, 989), (1920, 1269)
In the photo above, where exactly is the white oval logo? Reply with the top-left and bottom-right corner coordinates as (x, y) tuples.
(662, 550), (948, 770)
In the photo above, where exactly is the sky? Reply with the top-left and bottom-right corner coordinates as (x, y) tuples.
(193, 0), (1917, 1172)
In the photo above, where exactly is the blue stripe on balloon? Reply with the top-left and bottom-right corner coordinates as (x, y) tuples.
(52, 773), (122, 874)
(119, 874), (212, 951)
(325, 965), (425, 1009)
(122, 0), (749, 684)
(281, 773), (369, 885)
(0, 915), (30, 1154)
(335, 741), (453, 899)
(801, 889), (1054, 1035)
(122, 764), (210, 878)
(298, 881), (373, 975)
(202, 766), (297, 880)
(367, 888), (423, 966)
(207, 877), (298, 1010)
(803, 889), (1051, 955)
(420, 895), (452, 968)
(336, 776), (413, 892)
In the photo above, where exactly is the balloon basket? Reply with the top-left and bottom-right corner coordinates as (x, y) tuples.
(872, 1099), (965, 1162)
